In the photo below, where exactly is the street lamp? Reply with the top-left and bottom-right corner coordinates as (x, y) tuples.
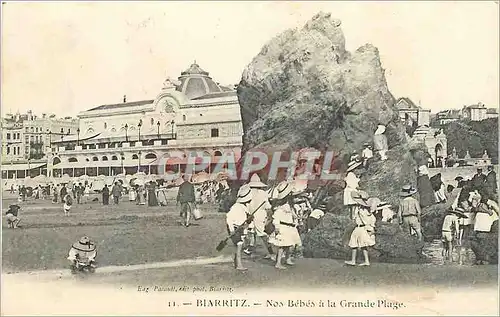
(27, 158), (31, 178)
(138, 119), (142, 142)
(156, 121), (160, 139)
(124, 124), (129, 142)
(138, 150), (142, 173)
(77, 128), (80, 146)
(170, 120), (175, 138)
(120, 151), (125, 175)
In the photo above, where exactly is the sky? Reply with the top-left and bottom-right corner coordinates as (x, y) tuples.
(1, 1), (499, 117)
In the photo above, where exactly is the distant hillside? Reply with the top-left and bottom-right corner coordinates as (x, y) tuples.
(443, 118), (498, 163)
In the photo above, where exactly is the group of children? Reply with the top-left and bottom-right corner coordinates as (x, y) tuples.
(225, 174), (328, 271)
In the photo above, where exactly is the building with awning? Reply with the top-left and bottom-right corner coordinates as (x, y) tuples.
(1, 162), (47, 179)
(43, 62), (243, 179)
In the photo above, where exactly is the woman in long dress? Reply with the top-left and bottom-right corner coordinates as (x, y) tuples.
(416, 165), (435, 208)
(147, 182), (158, 207)
(83, 185), (90, 204)
(102, 185), (110, 205)
(129, 185), (137, 202)
(344, 160), (362, 219)
(137, 185), (146, 205)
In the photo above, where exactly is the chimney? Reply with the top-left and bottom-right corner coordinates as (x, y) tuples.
(123, 95), (127, 103)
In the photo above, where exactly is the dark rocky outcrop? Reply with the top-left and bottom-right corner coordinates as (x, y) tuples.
(237, 12), (406, 156)
(303, 213), (426, 264)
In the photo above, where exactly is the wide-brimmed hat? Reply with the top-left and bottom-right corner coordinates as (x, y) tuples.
(291, 179), (308, 195)
(374, 125), (386, 135)
(248, 174), (267, 188)
(400, 185), (418, 197)
(8, 204), (20, 212)
(455, 176), (464, 182)
(449, 207), (468, 219)
(236, 184), (252, 203)
(418, 165), (429, 175)
(367, 197), (381, 212)
(351, 190), (371, 207)
(376, 202), (392, 211)
(273, 181), (294, 200)
(346, 160), (362, 173)
(72, 236), (96, 252)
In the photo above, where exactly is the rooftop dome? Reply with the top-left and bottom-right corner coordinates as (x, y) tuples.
(176, 61), (223, 99)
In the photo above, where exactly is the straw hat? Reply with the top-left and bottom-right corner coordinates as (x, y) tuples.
(72, 236), (96, 252)
(367, 197), (381, 212)
(273, 181), (294, 200)
(399, 185), (418, 197)
(291, 179), (308, 195)
(449, 207), (468, 219)
(376, 202), (392, 211)
(350, 154), (361, 162)
(351, 190), (371, 207)
(236, 184), (252, 203)
(418, 165), (429, 176)
(248, 174), (267, 188)
(8, 204), (20, 212)
(346, 160), (362, 173)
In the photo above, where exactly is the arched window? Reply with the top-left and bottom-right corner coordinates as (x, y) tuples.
(145, 153), (157, 159)
(150, 118), (154, 126)
(87, 127), (94, 134)
(92, 156), (99, 161)
(214, 150), (223, 157)
(183, 115), (187, 121)
(68, 157), (78, 163)
(85, 158), (90, 162)
(132, 154), (139, 159)
(111, 155), (118, 161)
(102, 156), (108, 161)
(53, 157), (61, 165)
(104, 122), (107, 129)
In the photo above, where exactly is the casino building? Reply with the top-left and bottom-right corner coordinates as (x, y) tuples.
(48, 62), (243, 177)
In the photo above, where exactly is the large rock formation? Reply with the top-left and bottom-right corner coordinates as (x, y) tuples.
(236, 12), (435, 263)
(238, 12), (406, 155)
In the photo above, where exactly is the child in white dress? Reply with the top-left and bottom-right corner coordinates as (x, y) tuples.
(269, 181), (302, 270)
(226, 185), (253, 271)
(345, 191), (376, 266)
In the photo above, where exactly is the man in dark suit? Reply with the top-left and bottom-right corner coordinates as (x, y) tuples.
(177, 175), (196, 227)
(483, 165), (498, 201)
(471, 168), (486, 191)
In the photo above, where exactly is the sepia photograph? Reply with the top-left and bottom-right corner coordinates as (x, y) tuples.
(1, 1), (499, 315)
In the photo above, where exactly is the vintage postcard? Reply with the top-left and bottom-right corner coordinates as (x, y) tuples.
(1, 1), (498, 316)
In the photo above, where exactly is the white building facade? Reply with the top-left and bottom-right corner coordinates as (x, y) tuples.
(1, 111), (79, 179)
(47, 63), (243, 178)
